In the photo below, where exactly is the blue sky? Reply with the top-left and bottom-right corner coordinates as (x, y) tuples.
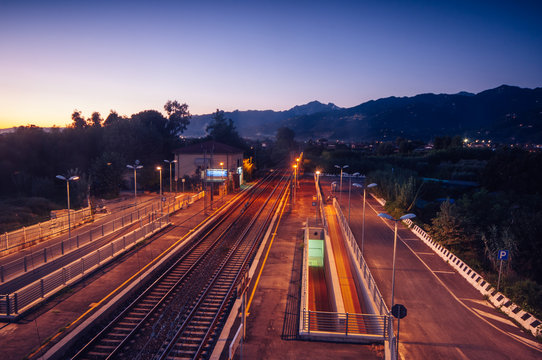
(1, 0), (541, 127)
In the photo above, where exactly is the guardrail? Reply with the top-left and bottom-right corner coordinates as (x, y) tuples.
(401, 216), (542, 338)
(332, 198), (389, 316)
(1, 207), (92, 253)
(0, 214), (170, 319)
(0, 192), (204, 284)
(302, 310), (388, 339)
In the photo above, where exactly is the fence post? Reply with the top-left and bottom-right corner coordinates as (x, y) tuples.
(44, 248), (47, 263)
(6, 294), (10, 316)
(308, 311), (311, 334)
(61, 240), (64, 255)
(111, 242), (114, 257)
(345, 313), (348, 336)
(0, 266), (4, 283)
(76, 234), (79, 248)
(24, 256), (28, 272)
(123, 236), (126, 249)
(40, 279), (45, 298)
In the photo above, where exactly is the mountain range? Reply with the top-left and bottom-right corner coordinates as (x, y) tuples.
(187, 85), (542, 143)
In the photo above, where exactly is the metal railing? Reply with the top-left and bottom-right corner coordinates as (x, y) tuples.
(302, 310), (388, 338)
(332, 198), (389, 316)
(1, 207), (92, 252)
(0, 214), (169, 318)
(0, 192), (203, 283)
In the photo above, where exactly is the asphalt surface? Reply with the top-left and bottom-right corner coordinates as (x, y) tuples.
(0, 192), (225, 360)
(234, 177), (383, 359)
(322, 176), (542, 359)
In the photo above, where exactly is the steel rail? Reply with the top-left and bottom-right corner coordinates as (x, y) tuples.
(157, 173), (288, 359)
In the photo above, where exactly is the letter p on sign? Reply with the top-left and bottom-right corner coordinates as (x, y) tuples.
(498, 250), (509, 261)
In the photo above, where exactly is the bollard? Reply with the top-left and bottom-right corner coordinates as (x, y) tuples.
(0, 266), (4, 283)
(76, 234), (79, 248)
(44, 248), (47, 263)
(40, 279), (45, 298)
(24, 256), (28, 272)
(6, 294), (10, 316)
(61, 240), (64, 255)
(102, 224), (104, 236)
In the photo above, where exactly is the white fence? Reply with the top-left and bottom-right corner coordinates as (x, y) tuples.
(402, 217), (542, 338)
(1, 207), (92, 253)
(0, 213), (169, 318)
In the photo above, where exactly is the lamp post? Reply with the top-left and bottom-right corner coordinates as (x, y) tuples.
(347, 172), (360, 222)
(56, 175), (80, 241)
(293, 164), (298, 203)
(377, 212), (416, 307)
(126, 160), (143, 205)
(156, 166), (163, 212)
(164, 159), (177, 194)
(315, 170), (321, 185)
(334, 164), (349, 202)
(353, 182), (377, 255)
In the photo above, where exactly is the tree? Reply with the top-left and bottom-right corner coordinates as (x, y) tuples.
(271, 126), (296, 163)
(164, 100), (191, 136)
(104, 110), (122, 126)
(429, 200), (467, 248)
(205, 109), (246, 148)
(71, 110), (88, 129)
(90, 112), (103, 128)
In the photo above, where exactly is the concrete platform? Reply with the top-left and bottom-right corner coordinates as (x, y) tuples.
(0, 193), (232, 360)
(222, 177), (382, 359)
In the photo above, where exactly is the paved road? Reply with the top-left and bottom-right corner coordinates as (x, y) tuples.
(322, 176), (542, 359)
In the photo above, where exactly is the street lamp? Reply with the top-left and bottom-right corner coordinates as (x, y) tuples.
(347, 172), (360, 222)
(353, 182), (377, 255)
(56, 175), (80, 241)
(220, 161), (224, 169)
(164, 159), (177, 194)
(315, 170), (321, 186)
(156, 166), (163, 212)
(334, 164), (349, 202)
(377, 212), (416, 307)
(126, 160), (143, 205)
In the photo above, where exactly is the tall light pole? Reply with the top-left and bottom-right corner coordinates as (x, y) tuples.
(164, 159), (177, 194)
(56, 175), (80, 241)
(353, 182), (378, 255)
(334, 164), (349, 202)
(126, 160), (143, 205)
(156, 166), (163, 212)
(378, 212), (416, 307)
(348, 172), (360, 222)
(293, 164), (298, 203)
(315, 170), (321, 186)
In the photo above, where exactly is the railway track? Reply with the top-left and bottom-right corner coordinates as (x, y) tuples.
(71, 171), (289, 360)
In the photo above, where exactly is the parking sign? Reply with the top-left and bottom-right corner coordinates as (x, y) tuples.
(498, 250), (509, 260)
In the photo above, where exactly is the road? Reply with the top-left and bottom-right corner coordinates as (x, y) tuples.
(322, 176), (542, 359)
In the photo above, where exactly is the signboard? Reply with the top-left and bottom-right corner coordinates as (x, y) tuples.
(237, 166), (243, 175)
(206, 169), (227, 178)
(391, 304), (407, 319)
(498, 250), (509, 261)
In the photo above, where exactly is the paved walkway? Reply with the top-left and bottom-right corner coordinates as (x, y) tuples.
(233, 176), (382, 359)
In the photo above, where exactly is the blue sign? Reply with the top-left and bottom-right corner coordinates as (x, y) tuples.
(498, 250), (509, 261)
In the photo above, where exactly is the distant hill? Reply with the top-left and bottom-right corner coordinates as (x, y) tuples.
(186, 101), (342, 138)
(186, 85), (542, 143)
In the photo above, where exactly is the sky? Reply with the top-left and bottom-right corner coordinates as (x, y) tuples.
(1, 0), (541, 128)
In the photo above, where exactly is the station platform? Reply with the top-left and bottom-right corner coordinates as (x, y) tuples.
(222, 176), (383, 359)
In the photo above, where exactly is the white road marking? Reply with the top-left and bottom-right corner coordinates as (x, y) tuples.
(433, 270), (455, 274)
(472, 308), (516, 326)
(416, 252), (435, 255)
(455, 347), (470, 360)
(365, 199), (542, 353)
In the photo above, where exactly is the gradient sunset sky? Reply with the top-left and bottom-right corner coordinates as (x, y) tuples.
(1, 0), (541, 128)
